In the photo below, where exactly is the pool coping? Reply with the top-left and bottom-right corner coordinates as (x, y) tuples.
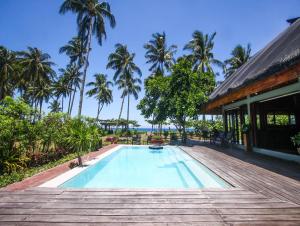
(39, 144), (124, 188)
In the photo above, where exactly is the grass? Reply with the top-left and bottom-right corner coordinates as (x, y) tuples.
(0, 151), (88, 188)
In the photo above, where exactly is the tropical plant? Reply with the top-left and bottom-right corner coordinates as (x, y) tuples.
(184, 30), (222, 73)
(144, 32), (177, 74)
(291, 132), (300, 147)
(48, 99), (62, 113)
(59, 37), (85, 67)
(27, 82), (52, 117)
(116, 75), (141, 131)
(86, 73), (113, 120)
(0, 46), (18, 100)
(60, 0), (116, 116)
(224, 44), (251, 78)
(52, 72), (72, 112)
(107, 44), (142, 130)
(59, 65), (82, 115)
(18, 47), (56, 106)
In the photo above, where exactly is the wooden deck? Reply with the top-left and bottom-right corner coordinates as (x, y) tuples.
(0, 144), (300, 225)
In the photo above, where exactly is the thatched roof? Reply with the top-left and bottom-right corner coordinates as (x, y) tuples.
(209, 18), (300, 101)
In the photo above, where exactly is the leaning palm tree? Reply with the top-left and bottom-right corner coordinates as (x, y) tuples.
(0, 46), (17, 100)
(48, 99), (62, 113)
(60, 0), (116, 116)
(107, 43), (142, 130)
(144, 32), (177, 74)
(86, 73), (113, 120)
(18, 47), (56, 105)
(224, 44), (251, 78)
(184, 30), (222, 73)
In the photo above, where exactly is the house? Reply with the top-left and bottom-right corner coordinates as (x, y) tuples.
(204, 18), (300, 161)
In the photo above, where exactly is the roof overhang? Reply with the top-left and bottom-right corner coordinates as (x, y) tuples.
(203, 62), (300, 114)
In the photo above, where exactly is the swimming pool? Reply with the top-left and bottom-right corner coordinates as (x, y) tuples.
(58, 146), (231, 189)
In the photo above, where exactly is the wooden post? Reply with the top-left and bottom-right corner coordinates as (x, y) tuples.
(246, 95), (253, 151)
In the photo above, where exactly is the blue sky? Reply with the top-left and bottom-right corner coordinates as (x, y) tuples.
(0, 0), (299, 126)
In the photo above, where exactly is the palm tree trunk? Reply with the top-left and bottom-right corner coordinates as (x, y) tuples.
(39, 99), (43, 119)
(61, 96), (64, 112)
(96, 100), (101, 120)
(78, 19), (93, 117)
(67, 87), (73, 115)
(115, 95), (125, 132)
(127, 94), (130, 133)
(70, 87), (76, 115)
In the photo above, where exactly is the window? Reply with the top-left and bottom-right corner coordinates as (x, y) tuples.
(266, 113), (296, 126)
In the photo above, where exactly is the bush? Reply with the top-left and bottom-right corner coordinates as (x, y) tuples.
(0, 97), (103, 178)
(163, 130), (169, 140)
(170, 132), (178, 141)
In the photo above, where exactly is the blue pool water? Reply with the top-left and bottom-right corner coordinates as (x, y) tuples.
(60, 146), (231, 189)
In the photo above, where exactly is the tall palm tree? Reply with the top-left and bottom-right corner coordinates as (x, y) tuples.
(184, 30), (222, 73)
(28, 82), (52, 117)
(86, 73), (113, 120)
(116, 75), (141, 131)
(48, 99), (62, 113)
(59, 37), (85, 68)
(224, 44), (251, 78)
(107, 44), (142, 130)
(0, 46), (17, 100)
(60, 0), (116, 117)
(58, 65), (82, 115)
(18, 47), (56, 104)
(144, 32), (177, 74)
(52, 73), (72, 112)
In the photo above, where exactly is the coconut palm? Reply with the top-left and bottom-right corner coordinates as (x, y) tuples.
(58, 65), (82, 115)
(59, 0), (116, 117)
(184, 30), (222, 73)
(18, 47), (56, 104)
(86, 73), (113, 120)
(224, 44), (251, 78)
(0, 46), (17, 100)
(52, 73), (72, 112)
(48, 99), (62, 113)
(59, 37), (85, 68)
(107, 43), (142, 130)
(28, 82), (52, 116)
(144, 32), (177, 74)
(116, 75), (141, 131)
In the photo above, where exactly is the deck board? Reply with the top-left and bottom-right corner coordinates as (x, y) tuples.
(0, 144), (299, 225)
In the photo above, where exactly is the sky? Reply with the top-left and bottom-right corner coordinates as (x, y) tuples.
(0, 0), (299, 127)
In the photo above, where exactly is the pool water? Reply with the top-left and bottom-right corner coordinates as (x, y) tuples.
(60, 146), (231, 189)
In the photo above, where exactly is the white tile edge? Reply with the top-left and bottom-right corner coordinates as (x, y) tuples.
(39, 145), (125, 188)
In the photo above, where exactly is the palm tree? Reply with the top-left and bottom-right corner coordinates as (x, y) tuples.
(18, 47), (56, 104)
(116, 75), (141, 131)
(60, 0), (116, 117)
(107, 44), (142, 130)
(58, 65), (82, 115)
(59, 37), (85, 68)
(48, 99), (62, 113)
(224, 44), (251, 78)
(86, 73), (113, 120)
(184, 30), (222, 73)
(28, 82), (52, 117)
(144, 32), (177, 74)
(0, 46), (17, 100)
(52, 73), (72, 112)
